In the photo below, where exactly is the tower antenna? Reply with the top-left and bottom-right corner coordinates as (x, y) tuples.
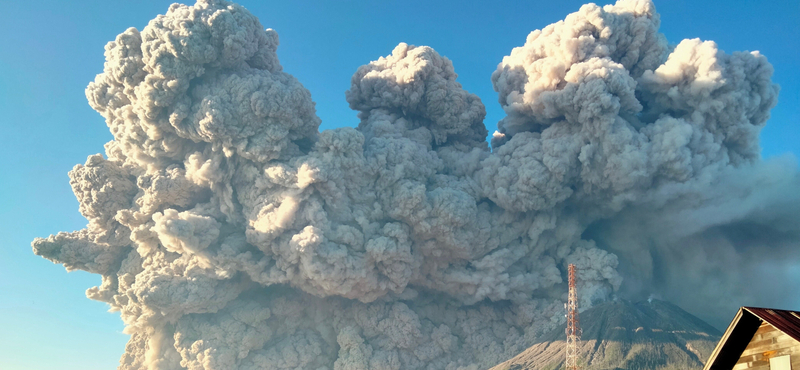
(565, 263), (581, 370)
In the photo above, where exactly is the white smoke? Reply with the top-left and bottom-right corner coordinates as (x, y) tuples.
(33, 0), (796, 368)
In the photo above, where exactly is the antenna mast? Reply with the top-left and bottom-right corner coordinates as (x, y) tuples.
(565, 264), (580, 370)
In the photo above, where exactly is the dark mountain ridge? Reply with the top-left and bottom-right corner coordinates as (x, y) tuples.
(491, 299), (722, 370)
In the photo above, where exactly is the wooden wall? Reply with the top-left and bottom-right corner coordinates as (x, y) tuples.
(733, 322), (800, 370)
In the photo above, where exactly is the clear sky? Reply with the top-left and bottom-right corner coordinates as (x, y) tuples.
(0, 0), (797, 369)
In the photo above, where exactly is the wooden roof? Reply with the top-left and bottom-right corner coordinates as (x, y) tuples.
(703, 307), (800, 370)
(744, 307), (800, 343)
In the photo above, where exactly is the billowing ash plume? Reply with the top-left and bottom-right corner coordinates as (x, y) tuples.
(33, 0), (798, 368)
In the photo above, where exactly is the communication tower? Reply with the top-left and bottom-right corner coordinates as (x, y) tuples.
(565, 263), (581, 370)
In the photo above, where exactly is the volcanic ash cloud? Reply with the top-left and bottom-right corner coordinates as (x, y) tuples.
(33, 0), (798, 368)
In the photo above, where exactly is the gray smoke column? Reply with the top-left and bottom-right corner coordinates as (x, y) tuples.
(32, 0), (797, 368)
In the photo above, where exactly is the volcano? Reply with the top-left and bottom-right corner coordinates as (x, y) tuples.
(491, 299), (723, 370)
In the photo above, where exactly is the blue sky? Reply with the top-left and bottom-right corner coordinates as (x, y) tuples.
(0, 0), (797, 369)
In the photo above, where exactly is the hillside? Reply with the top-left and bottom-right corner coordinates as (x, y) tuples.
(491, 299), (722, 370)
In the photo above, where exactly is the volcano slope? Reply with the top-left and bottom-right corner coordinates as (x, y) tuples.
(491, 299), (722, 370)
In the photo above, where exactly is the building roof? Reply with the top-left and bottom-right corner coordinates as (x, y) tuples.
(743, 307), (800, 343)
(703, 306), (800, 370)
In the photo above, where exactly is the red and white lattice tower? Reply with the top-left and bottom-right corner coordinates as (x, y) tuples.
(565, 264), (580, 370)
